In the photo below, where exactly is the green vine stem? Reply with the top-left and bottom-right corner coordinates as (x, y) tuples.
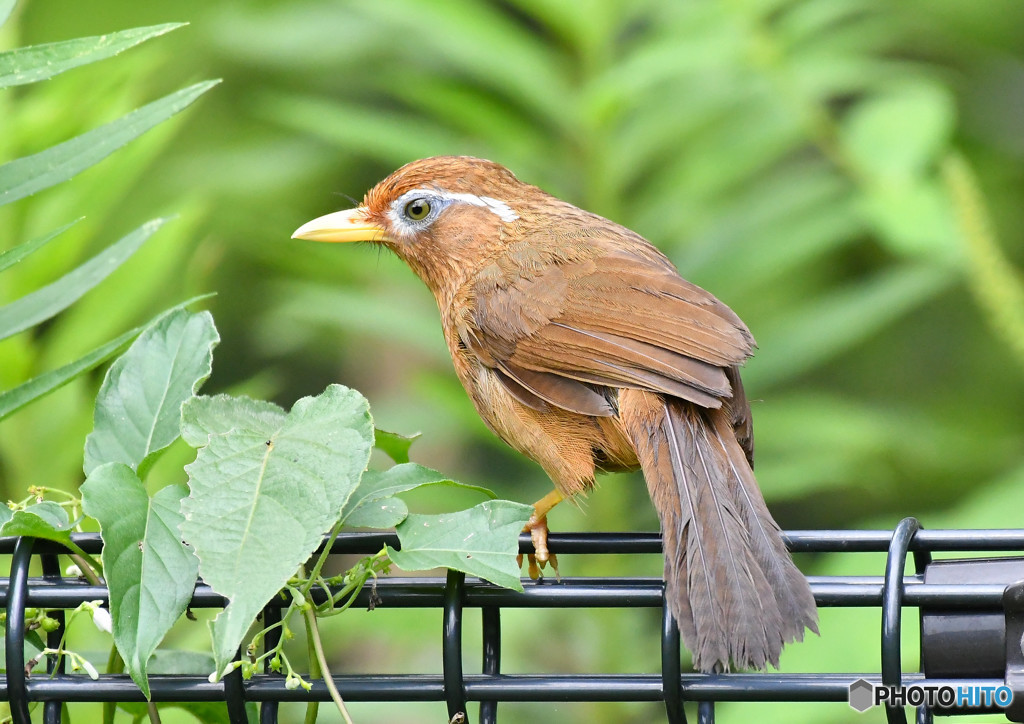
(302, 617), (320, 724)
(303, 606), (354, 724)
(103, 647), (124, 724)
(943, 153), (1024, 369)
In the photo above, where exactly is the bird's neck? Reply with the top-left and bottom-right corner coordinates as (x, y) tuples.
(400, 240), (486, 312)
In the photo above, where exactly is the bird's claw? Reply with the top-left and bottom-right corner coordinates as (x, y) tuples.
(518, 513), (559, 581)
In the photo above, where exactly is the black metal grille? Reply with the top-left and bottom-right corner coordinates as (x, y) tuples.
(4, 517), (1024, 723)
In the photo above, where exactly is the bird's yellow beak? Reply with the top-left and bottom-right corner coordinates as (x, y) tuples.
(291, 208), (388, 243)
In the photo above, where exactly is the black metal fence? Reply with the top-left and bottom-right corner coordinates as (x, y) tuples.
(4, 517), (1024, 724)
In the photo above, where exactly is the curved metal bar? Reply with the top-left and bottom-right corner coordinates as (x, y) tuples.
(442, 570), (467, 721)
(881, 517), (921, 724)
(479, 606), (501, 724)
(223, 648), (248, 724)
(6, 537), (36, 724)
(661, 603), (685, 724)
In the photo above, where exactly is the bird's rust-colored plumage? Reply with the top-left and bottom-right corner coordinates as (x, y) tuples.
(293, 156), (818, 671)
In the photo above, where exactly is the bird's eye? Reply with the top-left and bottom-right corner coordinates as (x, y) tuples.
(404, 198), (431, 221)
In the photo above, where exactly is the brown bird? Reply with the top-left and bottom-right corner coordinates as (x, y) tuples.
(293, 156), (817, 671)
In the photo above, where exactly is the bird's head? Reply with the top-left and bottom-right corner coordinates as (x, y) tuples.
(293, 156), (540, 298)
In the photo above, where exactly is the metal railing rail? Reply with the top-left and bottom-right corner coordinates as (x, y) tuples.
(3, 518), (1024, 724)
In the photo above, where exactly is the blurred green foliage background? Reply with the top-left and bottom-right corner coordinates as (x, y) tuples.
(2, 0), (1023, 722)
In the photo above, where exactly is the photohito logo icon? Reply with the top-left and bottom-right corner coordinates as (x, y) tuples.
(848, 679), (1014, 712)
(849, 679), (874, 712)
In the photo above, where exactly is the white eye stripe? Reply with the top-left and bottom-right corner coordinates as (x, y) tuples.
(391, 188), (519, 223)
(432, 191), (519, 223)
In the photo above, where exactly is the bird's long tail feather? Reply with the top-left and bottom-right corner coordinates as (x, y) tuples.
(619, 389), (818, 671)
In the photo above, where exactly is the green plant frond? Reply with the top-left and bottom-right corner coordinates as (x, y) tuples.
(0, 80), (218, 207)
(0, 23), (184, 89)
(0, 218), (80, 275)
(0, 327), (137, 421)
(0, 219), (167, 342)
(258, 93), (470, 167)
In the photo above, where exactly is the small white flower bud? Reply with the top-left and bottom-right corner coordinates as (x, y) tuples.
(90, 606), (112, 634)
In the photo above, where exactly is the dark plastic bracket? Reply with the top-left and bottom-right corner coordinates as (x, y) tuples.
(1003, 580), (1024, 722)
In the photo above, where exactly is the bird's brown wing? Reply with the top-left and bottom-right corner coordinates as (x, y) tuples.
(725, 366), (755, 467)
(457, 246), (756, 416)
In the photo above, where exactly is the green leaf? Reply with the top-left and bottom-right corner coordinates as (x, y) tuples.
(83, 309), (219, 476)
(0, 0), (14, 27)
(0, 504), (12, 527)
(388, 499), (533, 591)
(0, 327), (136, 422)
(80, 464), (198, 699)
(147, 650), (216, 674)
(0, 23), (185, 89)
(262, 95), (465, 167)
(345, 496), (408, 529)
(0, 218), (166, 342)
(179, 395), (286, 448)
(0, 80), (219, 206)
(373, 428), (421, 464)
(342, 462), (494, 529)
(860, 179), (959, 261)
(0, 501), (83, 554)
(179, 385), (374, 673)
(841, 82), (956, 182)
(0, 219), (80, 274)
(0, 294), (215, 422)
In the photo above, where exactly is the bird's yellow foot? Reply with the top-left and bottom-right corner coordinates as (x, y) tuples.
(517, 512), (560, 581)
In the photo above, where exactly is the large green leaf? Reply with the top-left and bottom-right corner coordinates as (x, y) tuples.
(388, 500), (533, 591)
(342, 462), (494, 529)
(841, 81), (956, 182)
(179, 385), (373, 673)
(83, 309), (219, 475)
(0, 218), (166, 342)
(179, 395), (286, 448)
(0, 501), (85, 556)
(0, 23), (184, 89)
(0, 219), (80, 274)
(80, 464), (198, 699)
(0, 80), (219, 206)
